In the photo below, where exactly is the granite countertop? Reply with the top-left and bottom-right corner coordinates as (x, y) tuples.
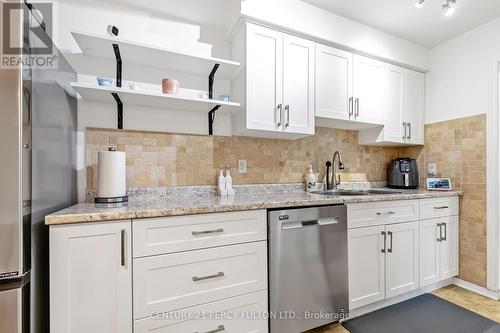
(45, 188), (462, 225)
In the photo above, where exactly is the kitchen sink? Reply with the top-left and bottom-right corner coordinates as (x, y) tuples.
(312, 189), (403, 196)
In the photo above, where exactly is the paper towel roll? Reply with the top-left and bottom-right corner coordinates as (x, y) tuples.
(97, 148), (126, 199)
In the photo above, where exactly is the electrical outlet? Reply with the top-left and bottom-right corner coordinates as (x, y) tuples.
(427, 163), (437, 176)
(238, 160), (247, 173)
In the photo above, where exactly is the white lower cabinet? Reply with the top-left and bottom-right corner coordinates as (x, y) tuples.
(348, 197), (459, 310)
(420, 216), (459, 287)
(50, 221), (132, 333)
(133, 242), (267, 319)
(134, 290), (268, 333)
(348, 222), (418, 309)
(348, 226), (386, 309)
(385, 222), (419, 298)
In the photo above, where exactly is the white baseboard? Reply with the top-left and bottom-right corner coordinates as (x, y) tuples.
(347, 278), (455, 319)
(453, 278), (500, 300)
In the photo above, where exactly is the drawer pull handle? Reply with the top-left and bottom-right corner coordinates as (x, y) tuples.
(120, 229), (126, 267)
(381, 231), (386, 253)
(192, 228), (224, 236)
(387, 231), (393, 253)
(434, 206), (449, 210)
(192, 272), (225, 282)
(195, 325), (225, 333)
(376, 211), (396, 216)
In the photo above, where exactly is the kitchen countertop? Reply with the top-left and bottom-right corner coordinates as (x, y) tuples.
(45, 188), (462, 225)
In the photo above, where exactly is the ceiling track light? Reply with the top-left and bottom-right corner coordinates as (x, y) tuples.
(442, 0), (456, 17)
(414, 0), (457, 17)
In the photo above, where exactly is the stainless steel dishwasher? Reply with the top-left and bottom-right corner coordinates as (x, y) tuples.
(268, 205), (348, 333)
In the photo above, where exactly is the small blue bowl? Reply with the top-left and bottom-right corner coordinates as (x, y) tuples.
(97, 77), (113, 87)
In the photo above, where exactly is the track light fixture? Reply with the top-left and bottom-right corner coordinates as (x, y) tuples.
(414, 0), (457, 17)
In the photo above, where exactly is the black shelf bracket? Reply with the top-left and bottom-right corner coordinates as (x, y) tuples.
(113, 43), (122, 88)
(208, 63), (220, 99)
(208, 105), (221, 135)
(112, 92), (123, 129)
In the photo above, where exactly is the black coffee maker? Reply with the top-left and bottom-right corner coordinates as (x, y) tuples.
(387, 158), (419, 189)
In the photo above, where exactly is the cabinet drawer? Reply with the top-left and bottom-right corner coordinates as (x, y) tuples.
(133, 210), (266, 258)
(133, 242), (267, 319)
(347, 200), (419, 228)
(420, 197), (459, 220)
(134, 291), (268, 333)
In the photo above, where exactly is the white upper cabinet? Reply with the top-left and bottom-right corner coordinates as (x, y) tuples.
(315, 45), (353, 121)
(232, 23), (315, 138)
(282, 35), (315, 135)
(404, 70), (425, 145)
(383, 65), (406, 143)
(358, 66), (426, 146)
(353, 55), (385, 125)
(245, 24), (283, 132)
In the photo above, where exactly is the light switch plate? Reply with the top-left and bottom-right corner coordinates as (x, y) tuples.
(427, 163), (437, 176)
(238, 160), (247, 173)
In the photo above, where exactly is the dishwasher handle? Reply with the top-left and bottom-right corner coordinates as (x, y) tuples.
(281, 217), (340, 230)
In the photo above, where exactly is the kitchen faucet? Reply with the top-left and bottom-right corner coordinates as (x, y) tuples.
(327, 151), (345, 190)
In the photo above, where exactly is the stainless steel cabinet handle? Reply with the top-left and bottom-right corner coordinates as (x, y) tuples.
(276, 104), (282, 127)
(437, 223), (443, 242)
(387, 231), (393, 253)
(285, 105), (290, 127)
(194, 325), (225, 333)
(442, 223), (447, 241)
(354, 98), (360, 118)
(192, 271), (225, 282)
(192, 228), (224, 236)
(434, 206), (449, 210)
(348, 97), (354, 119)
(407, 123), (411, 140)
(381, 231), (386, 253)
(403, 122), (407, 140)
(376, 211), (396, 216)
(121, 229), (126, 266)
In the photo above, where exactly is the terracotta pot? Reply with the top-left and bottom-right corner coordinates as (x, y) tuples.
(162, 78), (180, 94)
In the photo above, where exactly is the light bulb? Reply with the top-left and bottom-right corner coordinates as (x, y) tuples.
(443, 2), (455, 17)
(415, 0), (424, 8)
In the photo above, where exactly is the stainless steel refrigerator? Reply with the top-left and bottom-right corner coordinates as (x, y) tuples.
(0, 2), (77, 332)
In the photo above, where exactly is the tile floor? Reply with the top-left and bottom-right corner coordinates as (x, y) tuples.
(307, 285), (499, 333)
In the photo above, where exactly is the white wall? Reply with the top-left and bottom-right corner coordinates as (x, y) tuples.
(426, 17), (500, 124)
(240, 0), (429, 70)
(52, 0), (235, 201)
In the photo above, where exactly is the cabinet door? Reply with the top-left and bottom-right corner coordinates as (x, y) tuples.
(348, 226), (385, 309)
(315, 44), (353, 121)
(50, 221), (132, 333)
(282, 34), (315, 134)
(385, 222), (419, 299)
(246, 24), (283, 132)
(384, 64), (405, 143)
(419, 219), (441, 287)
(353, 55), (384, 125)
(440, 216), (459, 280)
(405, 70), (425, 145)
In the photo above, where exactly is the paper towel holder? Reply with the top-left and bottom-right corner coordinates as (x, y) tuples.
(95, 147), (129, 204)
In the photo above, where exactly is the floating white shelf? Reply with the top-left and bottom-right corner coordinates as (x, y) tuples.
(71, 82), (240, 113)
(71, 31), (240, 79)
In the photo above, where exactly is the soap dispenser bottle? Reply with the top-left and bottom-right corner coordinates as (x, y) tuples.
(218, 169), (227, 196)
(226, 167), (234, 196)
(306, 165), (317, 192)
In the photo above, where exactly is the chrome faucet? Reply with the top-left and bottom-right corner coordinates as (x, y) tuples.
(327, 151), (345, 190)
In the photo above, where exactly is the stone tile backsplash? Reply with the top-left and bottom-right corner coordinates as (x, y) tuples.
(86, 126), (403, 190)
